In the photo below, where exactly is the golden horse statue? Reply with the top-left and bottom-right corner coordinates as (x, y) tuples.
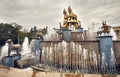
(97, 21), (111, 36)
(6, 39), (21, 56)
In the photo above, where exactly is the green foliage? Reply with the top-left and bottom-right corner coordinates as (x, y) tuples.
(18, 31), (34, 44)
(0, 23), (18, 47)
(0, 23), (46, 48)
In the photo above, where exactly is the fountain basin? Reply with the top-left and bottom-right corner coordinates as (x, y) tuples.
(0, 65), (120, 77)
(17, 57), (39, 68)
(2, 54), (21, 67)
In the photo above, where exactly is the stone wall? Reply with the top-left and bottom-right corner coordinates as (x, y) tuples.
(16, 40), (120, 71)
(40, 41), (99, 67)
(57, 31), (97, 41)
(40, 40), (120, 65)
(113, 41), (120, 65)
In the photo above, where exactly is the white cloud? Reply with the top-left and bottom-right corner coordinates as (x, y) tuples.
(0, 0), (120, 30)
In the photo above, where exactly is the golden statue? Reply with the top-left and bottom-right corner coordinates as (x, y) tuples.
(97, 21), (111, 36)
(102, 21), (111, 32)
(62, 6), (81, 29)
(63, 9), (68, 28)
(68, 6), (77, 20)
(63, 9), (68, 19)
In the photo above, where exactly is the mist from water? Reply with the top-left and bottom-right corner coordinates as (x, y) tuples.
(88, 22), (117, 40)
(43, 28), (59, 41)
(0, 43), (9, 58)
(21, 37), (32, 58)
(110, 28), (117, 40)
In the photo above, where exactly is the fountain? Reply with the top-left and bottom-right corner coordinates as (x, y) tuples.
(43, 28), (58, 41)
(21, 37), (31, 56)
(110, 28), (117, 40)
(0, 43), (9, 58)
(0, 39), (21, 67)
(0, 6), (120, 76)
(0, 36), (38, 68)
(29, 7), (119, 74)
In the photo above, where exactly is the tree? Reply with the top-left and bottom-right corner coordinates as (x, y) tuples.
(11, 23), (23, 44)
(0, 23), (18, 47)
(33, 26), (37, 33)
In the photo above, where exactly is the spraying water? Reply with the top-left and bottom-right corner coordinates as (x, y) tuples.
(110, 28), (117, 40)
(40, 41), (100, 73)
(43, 28), (57, 41)
(0, 43), (9, 58)
(21, 37), (31, 56)
(87, 22), (117, 40)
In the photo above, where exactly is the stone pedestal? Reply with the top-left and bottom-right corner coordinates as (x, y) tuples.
(97, 36), (116, 73)
(63, 30), (72, 41)
(33, 38), (42, 63)
(54, 28), (84, 41)
(33, 39), (40, 56)
(2, 54), (21, 67)
(76, 28), (83, 32)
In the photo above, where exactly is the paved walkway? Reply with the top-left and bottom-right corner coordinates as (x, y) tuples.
(0, 65), (119, 77)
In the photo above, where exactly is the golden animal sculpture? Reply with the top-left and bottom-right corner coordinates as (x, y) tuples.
(62, 6), (81, 29)
(97, 21), (111, 36)
(6, 39), (21, 56)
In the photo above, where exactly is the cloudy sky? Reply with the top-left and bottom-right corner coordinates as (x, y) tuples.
(0, 0), (120, 30)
